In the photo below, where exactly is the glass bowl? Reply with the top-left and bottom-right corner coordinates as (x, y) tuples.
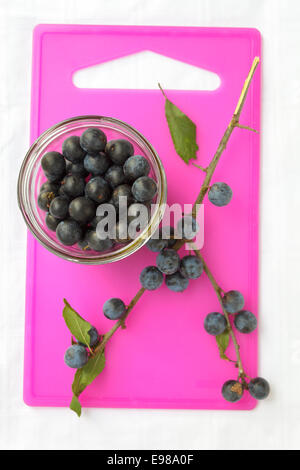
(18, 116), (167, 264)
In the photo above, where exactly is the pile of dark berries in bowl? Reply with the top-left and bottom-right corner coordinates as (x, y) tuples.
(37, 127), (160, 254)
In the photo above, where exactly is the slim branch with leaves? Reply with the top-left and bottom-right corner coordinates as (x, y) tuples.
(63, 57), (269, 416)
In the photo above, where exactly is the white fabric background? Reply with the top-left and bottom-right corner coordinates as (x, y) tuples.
(0, 0), (299, 450)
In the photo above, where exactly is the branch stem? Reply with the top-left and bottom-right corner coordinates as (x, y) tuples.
(94, 288), (145, 355)
(89, 57), (259, 377)
(173, 56), (259, 249)
(192, 163), (207, 172)
(192, 247), (244, 377)
(236, 124), (258, 133)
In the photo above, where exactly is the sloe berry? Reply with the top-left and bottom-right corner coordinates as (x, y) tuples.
(146, 226), (177, 251)
(86, 230), (113, 252)
(114, 217), (135, 243)
(61, 175), (85, 198)
(40, 181), (59, 194)
(222, 290), (245, 314)
(132, 176), (157, 202)
(87, 327), (99, 347)
(106, 139), (134, 165)
(79, 327), (99, 347)
(140, 266), (164, 290)
(49, 196), (69, 219)
(103, 298), (126, 320)
(234, 310), (257, 334)
(204, 312), (227, 336)
(177, 215), (199, 240)
(128, 202), (150, 220)
(222, 380), (243, 402)
(248, 377), (270, 400)
(38, 191), (56, 211)
(41, 151), (66, 182)
(45, 212), (59, 231)
(69, 197), (96, 224)
(80, 128), (107, 154)
(85, 176), (111, 203)
(66, 161), (89, 178)
(180, 255), (203, 279)
(62, 135), (86, 163)
(160, 225), (176, 248)
(112, 184), (134, 209)
(58, 185), (72, 201)
(105, 165), (127, 189)
(123, 155), (150, 182)
(84, 152), (111, 175)
(156, 249), (180, 275)
(77, 231), (91, 251)
(165, 272), (189, 292)
(208, 182), (232, 207)
(90, 213), (108, 230)
(146, 236), (168, 252)
(64, 344), (88, 369)
(56, 219), (83, 246)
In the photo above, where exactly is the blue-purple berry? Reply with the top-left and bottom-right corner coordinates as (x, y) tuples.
(38, 190), (56, 211)
(132, 176), (157, 202)
(62, 136), (86, 163)
(222, 290), (245, 314)
(41, 151), (66, 182)
(80, 128), (107, 154)
(165, 272), (189, 292)
(105, 165), (127, 189)
(86, 230), (113, 252)
(176, 215), (199, 240)
(84, 152), (111, 175)
(61, 175), (85, 198)
(69, 197), (96, 224)
(156, 249), (180, 275)
(204, 312), (227, 336)
(208, 182), (232, 207)
(64, 344), (88, 369)
(49, 196), (69, 220)
(66, 161), (89, 178)
(112, 184), (134, 209)
(180, 255), (203, 279)
(234, 310), (257, 334)
(140, 266), (164, 290)
(123, 155), (150, 182)
(222, 380), (243, 402)
(85, 176), (111, 203)
(248, 377), (270, 400)
(45, 212), (59, 231)
(106, 139), (134, 165)
(56, 219), (83, 246)
(40, 181), (59, 194)
(103, 298), (126, 320)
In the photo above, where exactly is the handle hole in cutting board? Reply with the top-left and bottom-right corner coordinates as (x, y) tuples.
(73, 51), (221, 91)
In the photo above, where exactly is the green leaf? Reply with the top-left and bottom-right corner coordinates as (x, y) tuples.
(72, 350), (106, 396)
(70, 395), (82, 417)
(71, 351), (105, 413)
(70, 350), (106, 416)
(216, 330), (230, 360)
(165, 98), (198, 164)
(63, 299), (92, 347)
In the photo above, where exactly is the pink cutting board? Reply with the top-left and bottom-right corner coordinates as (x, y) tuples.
(24, 25), (261, 410)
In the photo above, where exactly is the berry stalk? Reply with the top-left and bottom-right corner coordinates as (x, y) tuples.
(192, 247), (245, 378)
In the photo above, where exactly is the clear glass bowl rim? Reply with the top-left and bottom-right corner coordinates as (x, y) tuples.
(17, 115), (167, 264)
